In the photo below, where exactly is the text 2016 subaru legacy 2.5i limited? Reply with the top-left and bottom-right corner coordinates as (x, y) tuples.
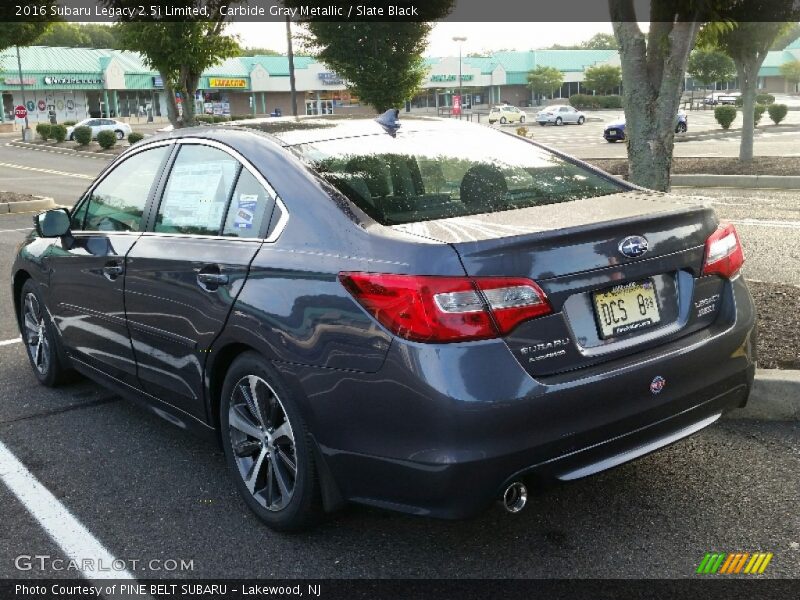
(12, 113), (755, 530)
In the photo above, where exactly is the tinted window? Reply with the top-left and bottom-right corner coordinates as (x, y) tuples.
(222, 169), (275, 238)
(81, 146), (169, 232)
(155, 145), (240, 236)
(291, 126), (624, 225)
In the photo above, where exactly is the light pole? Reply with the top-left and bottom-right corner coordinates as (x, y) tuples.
(16, 46), (31, 139)
(452, 36), (466, 120)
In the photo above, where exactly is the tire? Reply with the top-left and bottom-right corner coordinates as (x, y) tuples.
(519, 116), (525, 123)
(577, 116), (585, 125)
(114, 130), (124, 140)
(539, 122), (547, 126)
(676, 122), (687, 133)
(606, 139), (617, 143)
(19, 279), (71, 387)
(220, 352), (323, 531)
(555, 117), (563, 126)
(500, 117), (507, 124)
(69, 133), (74, 141)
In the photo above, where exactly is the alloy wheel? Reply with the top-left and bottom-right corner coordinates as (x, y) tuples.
(228, 375), (297, 511)
(23, 292), (50, 376)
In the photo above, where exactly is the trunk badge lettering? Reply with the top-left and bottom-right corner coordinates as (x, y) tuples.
(619, 235), (649, 259)
(650, 375), (666, 395)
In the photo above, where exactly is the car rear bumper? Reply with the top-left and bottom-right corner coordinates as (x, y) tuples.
(604, 129), (625, 140)
(277, 277), (756, 519)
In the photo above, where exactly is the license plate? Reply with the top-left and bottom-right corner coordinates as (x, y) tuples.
(607, 129), (618, 136)
(593, 279), (661, 339)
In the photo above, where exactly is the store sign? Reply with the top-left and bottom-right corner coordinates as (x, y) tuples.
(43, 76), (103, 86)
(1, 77), (36, 86)
(152, 76), (164, 88)
(318, 72), (344, 85)
(208, 78), (247, 88)
(430, 74), (474, 82)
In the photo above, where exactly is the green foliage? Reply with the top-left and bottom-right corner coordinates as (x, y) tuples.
(771, 23), (800, 49)
(582, 65), (622, 95)
(34, 23), (120, 49)
(767, 103), (788, 124)
(62, 121), (77, 127)
(527, 66), (564, 98)
(516, 126), (528, 137)
(753, 103), (766, 126)
(212, 115), (230, 123)
(96, 130), (117, 149)
(73, 126), (92, 146)
(569, 94), (622, 109)
(0, 14), (55, 51)
(687, 49), (736, 87)
(238, 47), (281, 56)
(50, 124), (67, 143)
(780, 59), (800, 86)
(127, 132), (144, 144)
(544, 32), (618, 50)
(292, 3), (454, 112)
(714, 105), (737, 129)
(194, 115), (215, 124)
(111, 2), (241, 127)
(35, 123), (51, 141)
(755, 93), (775, 105)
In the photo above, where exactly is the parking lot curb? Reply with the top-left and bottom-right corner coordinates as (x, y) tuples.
(7, 140), (119, 159)
(725, 368), (800, 421)
(671, 174), (800, 189)
(1, 195), (55, 214)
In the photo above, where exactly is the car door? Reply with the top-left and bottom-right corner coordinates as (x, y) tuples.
(124, 140), (277, 420)
(47, 143), (173, 386)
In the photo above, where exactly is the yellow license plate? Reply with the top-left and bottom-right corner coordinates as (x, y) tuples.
(593, 279), (661, 339)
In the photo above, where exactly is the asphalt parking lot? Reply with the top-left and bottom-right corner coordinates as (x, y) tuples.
(0, 136), (798, 581)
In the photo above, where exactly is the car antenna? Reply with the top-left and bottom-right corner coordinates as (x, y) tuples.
(375, 108), (401, 137)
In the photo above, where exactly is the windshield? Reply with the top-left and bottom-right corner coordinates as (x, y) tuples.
(290, 126), (625, 226)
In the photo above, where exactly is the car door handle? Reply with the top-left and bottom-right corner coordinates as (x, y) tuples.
(102, 263), (124, 280)
(197, 272), (229, 285)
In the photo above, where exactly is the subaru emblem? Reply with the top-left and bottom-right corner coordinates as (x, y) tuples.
(650, 376), (666, 395)
(619, 235), (649, 259)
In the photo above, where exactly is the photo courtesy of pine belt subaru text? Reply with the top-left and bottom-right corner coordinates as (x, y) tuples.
(12, 111), (756, 531)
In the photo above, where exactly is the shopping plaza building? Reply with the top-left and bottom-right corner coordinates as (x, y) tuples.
(2, 38), (800, 124)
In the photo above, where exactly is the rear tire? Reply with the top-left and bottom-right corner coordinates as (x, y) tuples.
(114, 130), (124, 140)
(555, 117), (563, 126)
(539, 122), (546, 126)
(19, 279), (71, 387)
(577, 116), (585, 125)
(676, 122), (687, 133)
(500, 117), (507, 124)
(519, 116), (525, 123)
(220, 352), (323, 531)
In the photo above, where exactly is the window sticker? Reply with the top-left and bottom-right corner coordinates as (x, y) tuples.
(233, 194), (259, 229)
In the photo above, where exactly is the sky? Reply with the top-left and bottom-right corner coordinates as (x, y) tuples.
(228, 21), (618, 56)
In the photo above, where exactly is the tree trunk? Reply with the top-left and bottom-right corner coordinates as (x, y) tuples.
(163, 75), (180, 128)
(736, 60), (758, 162)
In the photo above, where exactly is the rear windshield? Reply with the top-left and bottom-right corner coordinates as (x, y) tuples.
(290, 126), (625, 226)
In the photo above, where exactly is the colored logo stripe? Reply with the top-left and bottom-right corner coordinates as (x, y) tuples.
(697, 552), (773, 574)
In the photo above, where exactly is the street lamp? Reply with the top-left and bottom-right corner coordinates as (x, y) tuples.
(452, 36), (467, 120)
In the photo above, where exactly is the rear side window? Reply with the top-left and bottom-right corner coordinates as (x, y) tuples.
(291, 127), (624, 225)
(155, 145), (239, 235)
(222, 169), (275, 238)
(80, 145), (170, 232)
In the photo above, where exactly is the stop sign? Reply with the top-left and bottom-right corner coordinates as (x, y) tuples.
(14, 105), (27, 119)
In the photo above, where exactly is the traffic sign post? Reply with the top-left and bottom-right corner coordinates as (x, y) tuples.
(14, 105), (27, 120)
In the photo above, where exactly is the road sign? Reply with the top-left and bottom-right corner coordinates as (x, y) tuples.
(14, 105), (27, 119)
(37, 99), (46, 111)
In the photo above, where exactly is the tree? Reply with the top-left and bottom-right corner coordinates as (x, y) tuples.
(780, 59), (800, 92)
(527, 66), (564, 101)
(702, 17), (796, 162)
(291, 1), (453, 112)
(82, 24), (119, 49)
(771, 22), (800, 49)
(0, 19), (54, 52)
(581, 33), (619, 49)
(609, 2), (701, 191)
(108, 1), (240, 127)
(238, 47), (281, 57)
(34, 23), (119, 49)
(687, 48), (736, 90)
(582, 64), (622, 94)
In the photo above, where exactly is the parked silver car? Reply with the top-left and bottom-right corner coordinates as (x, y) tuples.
(536, 105), (586, 126)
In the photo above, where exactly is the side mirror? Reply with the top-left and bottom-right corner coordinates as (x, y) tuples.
(34, 208), (71, 238)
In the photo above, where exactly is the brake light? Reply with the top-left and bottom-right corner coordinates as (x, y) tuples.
(702, 222), (744, 278)
(339, 273), (552, 343)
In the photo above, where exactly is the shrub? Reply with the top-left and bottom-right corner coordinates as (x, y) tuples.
(597, 95), (623, 109)
(755, 93), (775, 105)
(753, 103), (766, 126)
(212, 115), (231, 123)
(516, 126), (529, 137)
(127, 132), (144, 144)
(35, 123), (51, 140)
(734, 95), (744, 107)
(714, 105), (737, 129)
(229, 114), (250, 121)
(96, 129), (117, 149)
(50, 124), (67, 143)
(194, 115), (214, 124)
(569, 94), (600, 109)
(767, 103), (788, 125)
(62, 120), (77, 126)
(73, 125), (92, 146)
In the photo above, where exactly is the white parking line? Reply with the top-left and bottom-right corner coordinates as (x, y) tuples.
(0, 338), (22, 346)
(0, 162), (94, 180)
(0, 228), (31, 234)
(732, 219), (800, 229)
(0, 438), (137, 581)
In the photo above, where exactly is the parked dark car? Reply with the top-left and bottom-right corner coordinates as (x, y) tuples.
(604, 111), (688, 142)
(12, 115), (755, 531)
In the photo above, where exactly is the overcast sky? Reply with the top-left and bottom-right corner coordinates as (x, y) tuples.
(228, 22), (619, 56)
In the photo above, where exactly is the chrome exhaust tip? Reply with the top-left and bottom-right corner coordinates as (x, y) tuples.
(502, 481), (528, 514)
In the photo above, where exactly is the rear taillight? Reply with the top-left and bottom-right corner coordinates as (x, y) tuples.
(702, 222), (744, 278)
(339, 273), (552, 343)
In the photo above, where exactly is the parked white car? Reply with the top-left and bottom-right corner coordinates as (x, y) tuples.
(67, 118), (132, 141)
(488, 105), (526, 125)
(703, 92), (741, 105)
(536, 105), (586, 126)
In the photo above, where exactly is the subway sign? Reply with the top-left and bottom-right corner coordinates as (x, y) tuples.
(208, 78), (248, 88)
(430, 74), (474, 82)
